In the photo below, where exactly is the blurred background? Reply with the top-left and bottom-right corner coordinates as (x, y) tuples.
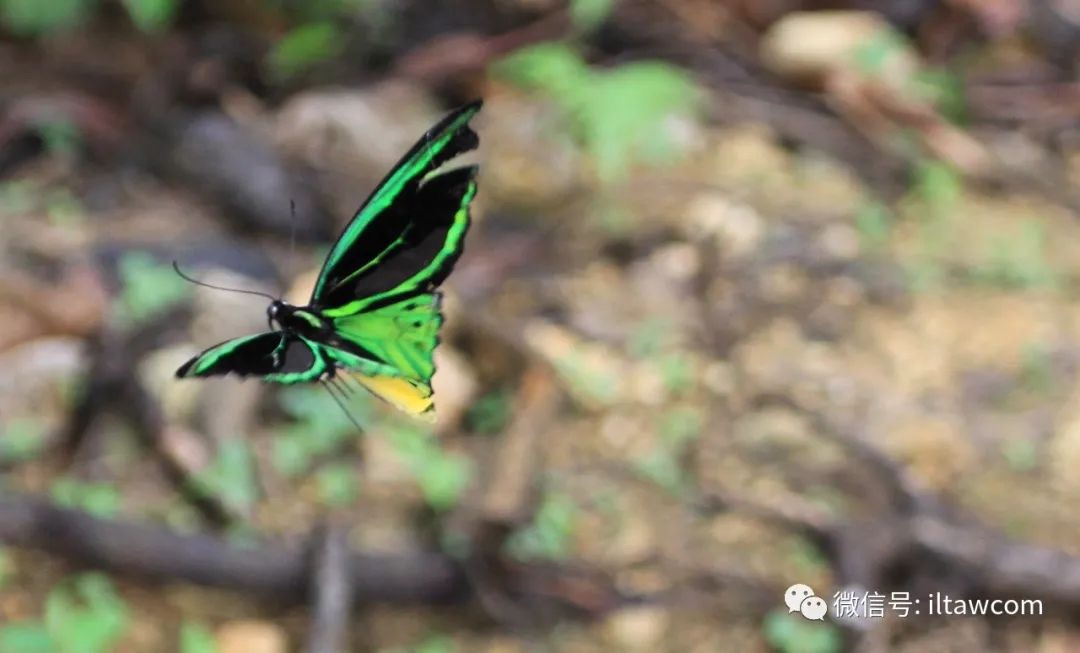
(2, 0), (1080, 651)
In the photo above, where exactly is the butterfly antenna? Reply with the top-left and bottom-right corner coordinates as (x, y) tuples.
(172, 261), (278, 301)
(321, 379), (365, 435)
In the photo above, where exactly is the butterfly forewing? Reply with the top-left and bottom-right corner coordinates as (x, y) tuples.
(310, 101), (482, 309)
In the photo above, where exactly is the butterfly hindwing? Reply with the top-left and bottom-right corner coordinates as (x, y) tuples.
(331, 293), (441, 379)
(319, 293), (442, 418)
(311, 101), (481, 311)
(347, 373), (435, 421)
(176, 332), (329, 384)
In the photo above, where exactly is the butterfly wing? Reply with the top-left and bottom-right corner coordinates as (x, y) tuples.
(309, 101), (481, 313)
(304, 102), (481, 417)
(176, 332), (331, 384)
(325, 292), (443, 419)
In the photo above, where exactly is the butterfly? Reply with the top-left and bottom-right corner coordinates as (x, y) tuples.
(175, 100), (482, 421)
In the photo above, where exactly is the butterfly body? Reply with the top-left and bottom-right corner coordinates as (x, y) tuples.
(267, 301), (330, 339)
(175, 101), (483, 419)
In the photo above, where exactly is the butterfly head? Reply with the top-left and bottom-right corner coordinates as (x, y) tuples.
(267, 300), (289, 330)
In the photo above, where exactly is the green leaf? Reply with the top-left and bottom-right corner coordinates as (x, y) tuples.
(179, 621), (218, 653)
(762, 610), (842, 653)
(493, 45), (700, 183)
(0, 0), (97, 37)
(44, 573), (129, 653)
(121, 0), (177, 32)
(783, 535), (830, 575)
(1002, 437), (1039, 473)
(45, 189), (84, 228)
(268, 21), (345, 79)
(855, 201), (892, 252)
(570, 0), (614, 31)
(416, 454), (471, 512)
(1021, 342), (1055, 393)
(271, 432), (311, 478)
(315, 462), (359, 507)
(1, 417), (47, 463)
(274, 386), (366, 479)
(0, 623), (53, 653)
(37, 119), (81, 156)
(280, 385), (368, 440)
(657, 352), (693, 394)
(633, 449), (686, 496)
(913, 159), (961, 215)
(852, 28), (908, 76)
(385, 427), (472, 512)
(114, 251), (191, 326)
(51, 479), (120, 518)
(971, 219), (1058, 290)
(193, 440), (259, 512)
(492, 42), (590, 97)
(582, 62), (699, 182)
(414, 634), (455, 653)
(0, 180), (35, 215)
(912, 67), (967, 124)
(506, 492), (578, 560)
(658, 406), (702, 449)
(464, 389), (512, 435)
(627, 317), (672, 357)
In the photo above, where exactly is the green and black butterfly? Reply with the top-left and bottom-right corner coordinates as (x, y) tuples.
(175, 101), (482, 420)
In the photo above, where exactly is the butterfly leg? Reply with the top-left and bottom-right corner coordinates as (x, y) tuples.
(319, 378), (365, 436)
(325, 370), (355, 397)
(338, 372), (364, 396)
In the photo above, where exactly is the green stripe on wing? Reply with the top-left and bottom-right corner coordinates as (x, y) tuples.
(178, 333), (284, 377)
(321, 180), (475, 318)
(311, 102), (482, 303)
(329, 293), (441, 382)
(263, 337), (328, 384)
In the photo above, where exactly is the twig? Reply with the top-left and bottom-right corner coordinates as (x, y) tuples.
(306, 523), (355, 653)
(468, 366), (562, 627)
(693, 489), (836, 542)
(59, 314), (235, 526)
(748, 393), (938, 514)
(0, 493), (466, 605)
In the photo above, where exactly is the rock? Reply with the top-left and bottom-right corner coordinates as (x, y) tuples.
(431, 345), (479, 433)
(650, 242), (700, 284)
(682, 193), (765, 259)
(1050, 385), (1080, 493)
(275, 82), (440, 175)
(139, 344), (202, 425)
(885, 414), (973, 491)
(170, 111), (327, 240)
(819, 222), (860, 261)
(760, 11), (919, 88)
(790, 153), (867, 221)
(476, 93), (583, 208)
(0, 337), (84, 416)
(523, 320), (629, 409)
(603, 606), (670, 651)
(708, 124), (791, 200)
(215, 620), (288, 653)
(273, 82), (447, 224)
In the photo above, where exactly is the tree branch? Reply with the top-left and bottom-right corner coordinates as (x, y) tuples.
(0, 494), (466, 605)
